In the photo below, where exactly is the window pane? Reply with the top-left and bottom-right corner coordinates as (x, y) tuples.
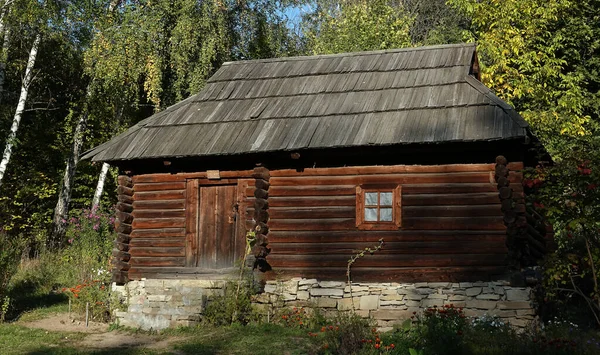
(365, 192), (378, 205)
(380, 208), (393, 221)
(380, 192), (393, 206)
(365, 208), (378, 221)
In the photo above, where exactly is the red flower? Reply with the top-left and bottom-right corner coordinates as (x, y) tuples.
(375, 344), (380, 349)
(321, 327), (326, 332)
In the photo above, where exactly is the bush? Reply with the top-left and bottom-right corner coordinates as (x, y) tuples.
(316, 312), (374, 355)
(0, 232), (23, 321)
(57, 207), (116, 321)
(525, 136), (600, 327)
(203, 270), (260, 326)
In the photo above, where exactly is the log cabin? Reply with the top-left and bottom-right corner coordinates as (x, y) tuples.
(83, 43), (550, 329)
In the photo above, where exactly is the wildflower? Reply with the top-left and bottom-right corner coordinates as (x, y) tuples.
(375, 343), (380, 349)
(321, 327), (326, 332)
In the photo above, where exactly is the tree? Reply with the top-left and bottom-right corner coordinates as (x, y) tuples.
(448, 0), (600, 156)
(303, 0), (413, 54)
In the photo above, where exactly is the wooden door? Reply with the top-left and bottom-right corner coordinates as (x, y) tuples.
(186, 182), (240, 269)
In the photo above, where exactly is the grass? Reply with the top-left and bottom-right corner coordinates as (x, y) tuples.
(0, 324), (84, 355)
(168, 323), (318, 354)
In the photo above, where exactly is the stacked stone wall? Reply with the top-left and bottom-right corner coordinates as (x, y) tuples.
(113, 278), (536, 331)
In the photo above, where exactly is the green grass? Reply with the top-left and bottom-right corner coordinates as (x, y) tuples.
(0, 324), (84, 355)
(170, 323), (318, 354)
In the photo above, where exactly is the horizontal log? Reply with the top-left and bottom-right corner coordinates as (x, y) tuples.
(112, 249), (131, 262)
(112, 270), (129, 284)
(133, 199), (185, 210)
(129, 247), (185, 257)
(130, 228), (186, 238)
(118, 175), (133, 188)
(269, 196), (355, 207)
(271, 172), (522, 187)
(499, 187), (512, 199)
(255, 179), (270, 190)
(403, 205), (502, 218)
(129, 237), (186, 248)
(254, 209), (269, 222)
(254, 189), (268, 199)
(267, 253), (506, 268)
(128, 267), (239, 280)
(129, 257), (186, 267)
(118, 194), (134, 204)
(267, 266), (507, 282)
(116, 202), (133, 213)
(249, 183), (523, 198)
(116, 223), (132, 234)
(255, 198), (268, 210)
(135, 190), (185, 201)
(131, 209), (185, 219)
(252, 167), (270, 180)
(269, 241), (506, 255)
(268, 207), (355, 219)
(132, 218), (185, 229)
(403, 217), (505, 230)
(268, 230), (506, 243)
(114, 241), (129, 252)
(117, 211), (133, 224)
(117, 185), (134, 197)
(112, 260), (131, 271)
(269, 218), (355, 231)
(403, 193), (500, 206)
(134, 182), (186, 192)
(270, 163), (523, 177)
(116, 233), (131, 244)
(133, 171), (252, 183)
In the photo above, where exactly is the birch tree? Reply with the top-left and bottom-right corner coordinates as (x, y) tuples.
(0, 33), (40, 186)
(50, 0), (122, 246)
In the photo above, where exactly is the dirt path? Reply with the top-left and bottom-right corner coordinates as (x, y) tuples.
(21, 313), (187, 353)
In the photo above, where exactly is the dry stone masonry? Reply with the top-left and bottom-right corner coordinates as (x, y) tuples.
(113, 278), (536, 331)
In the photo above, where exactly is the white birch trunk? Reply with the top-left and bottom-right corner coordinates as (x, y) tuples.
(0, 17), (10, 103)
(50, 108), (88, 248)
(92, 162), (110, 209)
(0, 33), (40, 186)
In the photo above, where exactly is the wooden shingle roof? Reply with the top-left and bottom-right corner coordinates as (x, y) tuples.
(84, 43), (529, 162)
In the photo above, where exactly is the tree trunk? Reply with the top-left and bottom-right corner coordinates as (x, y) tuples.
(0, 33), (40, 186)
(92, 162), (110, 209)
(0, 17), (10, 103)
(49, 109), (88, 249)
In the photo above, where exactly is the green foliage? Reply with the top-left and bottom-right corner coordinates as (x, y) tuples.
(57, 207), (115, 321)
(525, 136), (600, 326)
(316, 312), (374, 355)
(0, 233), (23, 322)
(447, 0), (600, 157)
(203, 271), (261, 326)
(304, 0), (413, 54)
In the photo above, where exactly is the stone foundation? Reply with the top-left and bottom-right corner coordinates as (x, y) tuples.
(112, 278), (536, 331)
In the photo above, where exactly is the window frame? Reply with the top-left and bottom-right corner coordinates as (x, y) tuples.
(355, 185), (402, 230)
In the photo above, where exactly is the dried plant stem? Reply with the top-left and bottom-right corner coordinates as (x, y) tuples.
(346, 239), (384, 311)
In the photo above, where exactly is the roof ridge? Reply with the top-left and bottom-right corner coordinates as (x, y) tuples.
(221, 43), (476, 66)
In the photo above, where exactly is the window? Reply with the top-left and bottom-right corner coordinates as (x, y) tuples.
(356, 186), (402, 230)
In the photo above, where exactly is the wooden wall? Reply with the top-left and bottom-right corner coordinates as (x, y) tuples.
(246, 163), (524, 282)
(122, 163), (526, 283)
(126, 171), (253, 280)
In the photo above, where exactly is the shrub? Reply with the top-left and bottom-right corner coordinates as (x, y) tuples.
(57, 207), (116, 321)
(0, 232), (23, 321)
(525, 137), (600, 327)
(317, 312), (374, 355)
(203, 271), (260, 326)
